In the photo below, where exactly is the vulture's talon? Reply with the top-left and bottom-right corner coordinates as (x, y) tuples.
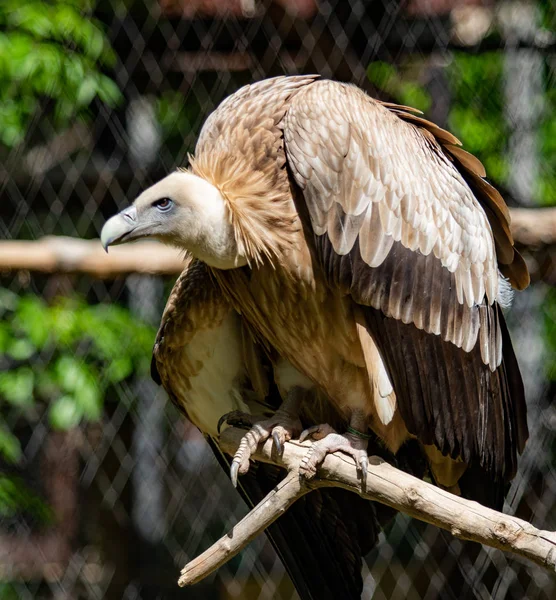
(360, 455), (369, 490)
(272, 429), (283, 455)
(223, 410), (302, 481)
(298, 426), (369, 489)
(299, 426), (317, 443)
(230, 461), (240, 488)
(217, 413), (228, 434)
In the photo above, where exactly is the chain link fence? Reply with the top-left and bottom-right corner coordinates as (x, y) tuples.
(1, 1), (555, 598)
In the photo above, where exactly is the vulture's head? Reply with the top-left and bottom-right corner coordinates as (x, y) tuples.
(100, 171), (246, 269)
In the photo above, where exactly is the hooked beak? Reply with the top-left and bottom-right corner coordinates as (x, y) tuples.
(100, 206), (138, 252)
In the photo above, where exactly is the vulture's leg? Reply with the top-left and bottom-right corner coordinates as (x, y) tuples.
(218, 389), (304, 487)
(299, 410), (370, 489)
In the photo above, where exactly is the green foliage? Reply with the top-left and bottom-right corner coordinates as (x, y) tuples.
(155, 90), (204, 154)
(0, 0), (121, 147)
(0, 289), (155, 433)
(540, 0), (556, 30)
(0, 475), (53, 522)
(0, 425), (22, 464)
(538, 62), (556, 205)
(448, 53), (509, 183)
(545, 288), (556, 382)
(367, 62), (431, 113)
(0, 290), (155, 522)
(0, 583), (20, 600)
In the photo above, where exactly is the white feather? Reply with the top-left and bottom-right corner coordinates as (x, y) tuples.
(178, 312), (250, 437)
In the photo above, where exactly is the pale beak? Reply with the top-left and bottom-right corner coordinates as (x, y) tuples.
(100, 206), (138, 251)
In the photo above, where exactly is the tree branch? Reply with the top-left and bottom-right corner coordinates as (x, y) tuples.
(1, 207), (555, 280)
(178, 427), (556, 587)
(510, 207), (556, 249)
(0, 236), (186, 277)
(178, 470), (308, 586)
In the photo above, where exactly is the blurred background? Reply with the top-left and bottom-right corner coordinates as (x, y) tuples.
(1, 0), (555, 598)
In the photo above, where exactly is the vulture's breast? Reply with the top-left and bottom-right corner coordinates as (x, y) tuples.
(215, 263), (376, 414)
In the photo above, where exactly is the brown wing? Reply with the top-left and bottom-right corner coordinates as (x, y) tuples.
(284, 80), (528, 482)
(152, 257), (269, 433)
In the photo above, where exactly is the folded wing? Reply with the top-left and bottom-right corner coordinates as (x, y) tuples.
(284, 80), (528, 488)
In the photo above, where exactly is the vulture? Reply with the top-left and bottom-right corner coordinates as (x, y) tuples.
(101, 75), (529, 596)
(148, 254), (423, 598)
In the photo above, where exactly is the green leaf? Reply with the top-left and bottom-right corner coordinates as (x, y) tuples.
(0, 582), (20, 600)
(0, 324), (12, 354)
(55, 355), (84, 390)
(55, 356), (101, 420)
(7, 5), (53, 38)
(399, 82), (431, 113)
(106, 356), (133, 383)
(75, 377), (102, 420)
(0, 426), (22, 464)
(7, 337), (34, 360)
(36, 371), (60, 401)
(0, 292), (156, 425)
(50, 303), (79, 344)
(63, 54), (85, 90)
(367, 61), (397, 90)
(49, 395), (83, 430)
(0, 368), (34, 407)
(96, 75), (122, 106)
(14, 296), (50, 348)
(76, 75), (98, 107)
(84, 27), (104, 62)
(0, 0), (121, 148)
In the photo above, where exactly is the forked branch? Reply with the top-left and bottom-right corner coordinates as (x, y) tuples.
(178, 427), (556, 587)
(178, 470), (307, 586)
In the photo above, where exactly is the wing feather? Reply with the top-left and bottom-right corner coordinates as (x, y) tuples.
(284, 80), (528, 481)
(284, 81), (507, 366)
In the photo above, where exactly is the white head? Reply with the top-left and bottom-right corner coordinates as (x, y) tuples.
(100, 171), (247, 269)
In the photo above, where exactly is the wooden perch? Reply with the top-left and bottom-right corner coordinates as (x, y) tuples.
(178, 427), (556, 587)
(179, 470), (307, 586)
(511, 207), (556, 249)
(1, 207), (555, 279)
(0, 236), (186, 277)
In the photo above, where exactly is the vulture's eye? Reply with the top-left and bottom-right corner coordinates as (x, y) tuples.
(153, 198), (173, 211)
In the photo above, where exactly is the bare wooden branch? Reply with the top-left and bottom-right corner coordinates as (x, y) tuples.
(0, 236), (186, 277)
(178, 470), (308, 587)
(178, 427), (556, 587)
(511, 207), (556, 249)
(1, 207), (555, 279)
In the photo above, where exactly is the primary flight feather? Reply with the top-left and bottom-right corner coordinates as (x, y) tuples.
(102, 75), (528, 510)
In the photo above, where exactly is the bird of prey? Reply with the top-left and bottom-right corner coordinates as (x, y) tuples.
(149, 255), (426, 598)
(101, 75), (529, 514)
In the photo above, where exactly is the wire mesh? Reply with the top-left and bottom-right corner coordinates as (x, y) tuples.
(1, 1), (555, 598)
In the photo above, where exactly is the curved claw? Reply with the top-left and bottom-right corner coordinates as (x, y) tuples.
(230, 461), (240, 488)
(217, 413), (229, 434)
(272, 429), (283, 455)
(360, 455), (368, 490)
(299, 425), (319, 444)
